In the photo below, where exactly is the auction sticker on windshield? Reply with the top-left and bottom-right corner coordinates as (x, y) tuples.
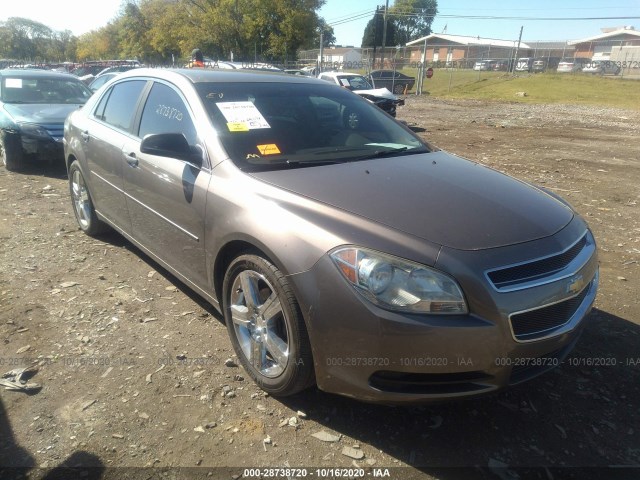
(5, 78), (23, 88)
(216, 101), (271, 130)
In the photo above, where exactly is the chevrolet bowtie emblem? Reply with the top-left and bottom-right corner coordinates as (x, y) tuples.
(567, 274), (585, 294)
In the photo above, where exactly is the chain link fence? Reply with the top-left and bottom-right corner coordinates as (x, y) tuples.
(296, 37), (640, 93)
(3, 37), (639, 92)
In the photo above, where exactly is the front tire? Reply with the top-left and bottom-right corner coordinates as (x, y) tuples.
(0, 133), (24, 172)
(68, 160), (110, 236)
(222, 254), (315, 396)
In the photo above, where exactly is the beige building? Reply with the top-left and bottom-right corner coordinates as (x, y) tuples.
(406, 34), (530, 66)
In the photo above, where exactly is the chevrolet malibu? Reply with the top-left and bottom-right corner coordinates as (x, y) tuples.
(63, 69), (598, 404)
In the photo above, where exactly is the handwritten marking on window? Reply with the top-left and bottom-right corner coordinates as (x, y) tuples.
(155, 104), (183, 121)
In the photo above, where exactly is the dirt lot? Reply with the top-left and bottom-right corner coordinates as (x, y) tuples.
(1, 97), (639, 480)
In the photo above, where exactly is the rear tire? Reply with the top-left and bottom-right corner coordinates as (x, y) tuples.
(68, 160), (110, 236)
(0, 133), (24, 172)
(222, 254), (315, 396)
(393, 84), (405, 94)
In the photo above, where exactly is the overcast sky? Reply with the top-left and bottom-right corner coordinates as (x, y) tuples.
(2, 0), (639, 46)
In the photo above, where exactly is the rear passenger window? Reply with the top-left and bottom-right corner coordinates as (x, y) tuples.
(98, 80), (146, 131)
(138, 82), (197, 145)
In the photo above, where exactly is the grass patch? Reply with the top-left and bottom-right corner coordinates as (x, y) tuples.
(421, 71), (640, 110)
(345, 66), (639, 109)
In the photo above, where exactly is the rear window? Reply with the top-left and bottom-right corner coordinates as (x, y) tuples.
(195, 82), (429, 171)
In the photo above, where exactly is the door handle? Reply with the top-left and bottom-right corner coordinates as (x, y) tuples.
(81, 130), (90, 142)
(125, 153), (138, 167)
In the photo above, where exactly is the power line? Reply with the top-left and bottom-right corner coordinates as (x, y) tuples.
(329, 11), (376, 27)
(397, 14), (640, 21)
(324, 8), (373, 23)
(332, 10), (640, 24)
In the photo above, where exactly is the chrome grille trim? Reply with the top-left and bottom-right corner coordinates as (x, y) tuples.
(485, 230), (594, 292)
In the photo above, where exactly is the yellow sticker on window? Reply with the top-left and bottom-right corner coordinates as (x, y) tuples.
(257, 144), (281, 155)
(227, 122), (249, 132)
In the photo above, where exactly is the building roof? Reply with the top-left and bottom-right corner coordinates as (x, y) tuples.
(321, 47), (360, 55)
(525, 41), (571, 51)
(568, 28), (640, 45)
(406, 34), (530, 49)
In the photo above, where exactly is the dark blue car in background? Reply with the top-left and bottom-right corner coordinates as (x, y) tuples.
(0, 69), (92, 171)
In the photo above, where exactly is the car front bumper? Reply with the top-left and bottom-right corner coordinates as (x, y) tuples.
(20, 133), (64, 162)
(290, 224), (599, 404)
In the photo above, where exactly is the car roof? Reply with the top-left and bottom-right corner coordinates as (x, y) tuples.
(0, 69), (80, 81)
(117, 67), (322, 86)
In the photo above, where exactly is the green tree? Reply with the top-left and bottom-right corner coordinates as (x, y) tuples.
(141, 0), (185, 63)
(309, 18), (335, 49)
(246, 0), (324, 62)
(117, 1), (153, 60)
(0, 18), (53, 61)
(390, 0), (437, 45)
(76, 23), (120, 60)
(361, 6), (395, 48)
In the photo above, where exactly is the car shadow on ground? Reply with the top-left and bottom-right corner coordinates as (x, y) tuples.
(276, 308), (639, 477)
(1, 161), (68, 180)
(0, 396), (105, 479)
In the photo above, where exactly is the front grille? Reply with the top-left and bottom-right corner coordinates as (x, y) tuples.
(510, 284), (590, 341)
(41, 123), (64, 142)
(369, 371), (493, 395)
(487, 234), (588, 290)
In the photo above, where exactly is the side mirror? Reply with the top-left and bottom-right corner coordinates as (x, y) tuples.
(140, 133), (202, 165)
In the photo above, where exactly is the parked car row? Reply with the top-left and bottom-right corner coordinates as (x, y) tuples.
(472, 57), (621, 74)
(1, 67), (599, 405)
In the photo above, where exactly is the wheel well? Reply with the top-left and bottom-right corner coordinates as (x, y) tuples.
(66, 154), (76, 171)
(213, 240), (269, 302)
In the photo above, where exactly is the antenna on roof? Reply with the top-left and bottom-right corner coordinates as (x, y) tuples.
(442, 24), (447, 34)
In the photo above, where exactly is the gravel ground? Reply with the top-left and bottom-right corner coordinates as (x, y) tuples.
(1, 97), (639, 480)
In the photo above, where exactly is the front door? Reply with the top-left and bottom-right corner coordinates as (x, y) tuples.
(122, 81), (210, 291)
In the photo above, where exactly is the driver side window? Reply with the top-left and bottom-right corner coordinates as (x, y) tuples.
(138, 82), (197, 146)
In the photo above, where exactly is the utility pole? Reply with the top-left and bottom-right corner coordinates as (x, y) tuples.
(512, 26), (523, 74)
(381, 0), (389, 69)
(319, 31), (324, 74)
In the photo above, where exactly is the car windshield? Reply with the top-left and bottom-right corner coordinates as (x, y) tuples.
(336, 75), (373, 90)
(1, 76), (92, 104)
(196, 81), (429, 171)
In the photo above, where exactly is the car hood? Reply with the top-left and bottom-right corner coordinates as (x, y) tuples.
(2, 103), (83, 124)
(250, 151), (574, 250)
(353, 87), (397, 100)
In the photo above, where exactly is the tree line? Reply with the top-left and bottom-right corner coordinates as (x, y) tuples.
(0, 0), (437, 65)
(1, 0), (334, 64)
(0, 17), (77, 62)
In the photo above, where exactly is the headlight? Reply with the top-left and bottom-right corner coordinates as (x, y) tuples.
(330, 247), (467, 314)
(17, 122), (52, 140)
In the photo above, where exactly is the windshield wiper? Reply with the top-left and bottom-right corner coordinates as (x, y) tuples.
(355, 146), (408, 160)
(246, 157), (341, 166)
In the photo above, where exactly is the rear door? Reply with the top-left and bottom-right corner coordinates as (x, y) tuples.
(85, 80), (148, 231)
(122, 80), (211, 290)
